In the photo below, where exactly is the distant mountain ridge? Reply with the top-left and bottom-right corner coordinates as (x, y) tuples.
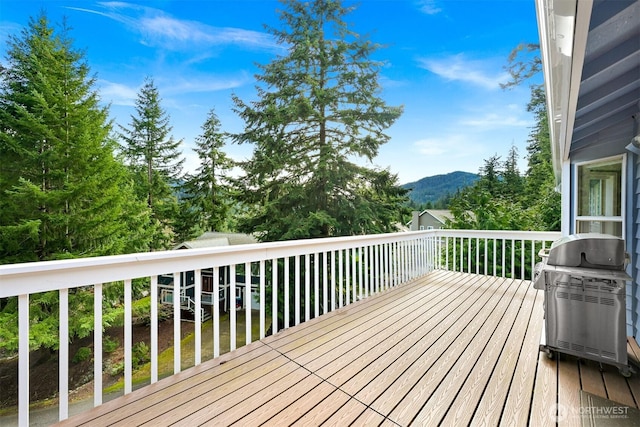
(402, 171), (479, 205)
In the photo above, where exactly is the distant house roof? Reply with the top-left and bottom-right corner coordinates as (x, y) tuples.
(407, 209), (454, 230)
(422, 210), (454, 224)
(174, 232), (258, 250)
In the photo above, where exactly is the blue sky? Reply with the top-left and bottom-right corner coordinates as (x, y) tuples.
(0, 0), (541, 184)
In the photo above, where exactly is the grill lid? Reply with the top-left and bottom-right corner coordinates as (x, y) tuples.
(547, 233), (626, 270)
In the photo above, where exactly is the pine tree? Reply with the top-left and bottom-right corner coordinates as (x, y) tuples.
(477, 154), (502, 197)
(0, 13), (152, 352)
(119, 77), (185, 250)
(0, 14), (151, 261)
(232, 0), (406, 242)
(524, 86), (560, 230)
(502, 145), (524, 199)
(181, 108), (233, 239)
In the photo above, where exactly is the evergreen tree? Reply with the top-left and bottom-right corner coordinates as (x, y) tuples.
(0, 13), (152, 352)
(0, 14), (151, 262)
(477, 154), (502, 197)
(181, 108), (233, 238)
(524, 86), (560, 230)
(502, 145), (524, 199)
(120, 77), (185, 250)
(232, 0), (406, 241)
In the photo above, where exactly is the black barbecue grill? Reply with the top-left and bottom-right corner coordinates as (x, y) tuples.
(533, 233), (633, 377)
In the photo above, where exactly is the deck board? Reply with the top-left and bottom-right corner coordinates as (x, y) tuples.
(579, 360), (607, 398)
(603, 366), (637, 407)
(352, 273), (499, 411)
(378, 275), (509, 423)
(56, 270), (640, 427)
(480, 284), (543, 427)
(558, 357), (581, 427)
(445, 280), (536, 427)
(410, 279), (529, 426)
(288, 388), (352, 426)
(528, 352), (557, 427)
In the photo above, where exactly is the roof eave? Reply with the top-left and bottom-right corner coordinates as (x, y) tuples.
(536, 0), (593, 183)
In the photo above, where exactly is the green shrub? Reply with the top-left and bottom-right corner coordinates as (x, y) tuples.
(132, 341), (150, 369)
(72, 347), (92, 363)
(103, 336), (118, 353)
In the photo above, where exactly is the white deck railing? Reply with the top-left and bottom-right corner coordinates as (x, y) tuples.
(0, 229), (560, 426)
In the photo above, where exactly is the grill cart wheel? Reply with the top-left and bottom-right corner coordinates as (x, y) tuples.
(619, 367), (632, 378)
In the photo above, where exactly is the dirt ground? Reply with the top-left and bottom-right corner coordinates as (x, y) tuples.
(0, 319), (193, 412)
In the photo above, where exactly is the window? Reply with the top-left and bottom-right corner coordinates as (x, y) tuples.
(575, 157), (624, 237)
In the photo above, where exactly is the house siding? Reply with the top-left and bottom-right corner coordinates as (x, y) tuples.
(632, 150), (640, 337)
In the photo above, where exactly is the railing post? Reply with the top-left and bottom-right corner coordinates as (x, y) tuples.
(195, 269), (202, 366)
(245, 262), (252, 345)
(230, 264), (236, 350)
(375, 244), (380, 292)
(322, 252), (328, 315)
(94, 283), (104, 404)
(284, 257), (290, 328)
(18, 294), (29, 427)
(339, 250), (344, 307)
(314, 253), (320, 317)
(351, 248), (357, 300)
(59, 288), (68, 421)
(331, 251), (336, 311)
(305, 255), (311, 321)
(213, 267), (220, 357)
(149, 277), (157, 384)
(345, 249), (350, 305)
(467, 238), (471, 273)
(295, 255), (301, 325)
(125, 278), (133, 392)
(272, 260), (278, 334)
(358, 247), (364, 298)
(260, 260), (266, 339)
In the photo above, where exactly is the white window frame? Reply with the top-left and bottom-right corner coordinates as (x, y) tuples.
(573, 155), (625, 237)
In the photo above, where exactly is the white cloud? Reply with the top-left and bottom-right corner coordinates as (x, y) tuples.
(460, 113), (532, 130)
(416, 0), (442, 15)
(98, 81), (138, 106)
(98, 72), (250, 106)
(417, 54), (509, 90)
(160, 73), (251, 96)
(68, 2), (280, 52)
(414, 134), (485, 158)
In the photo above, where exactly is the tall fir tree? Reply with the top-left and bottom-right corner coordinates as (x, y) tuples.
(232, 0), (407, 242)
(119, 77), (185, 250)
(503, 145), (524, 199)
(524, 86), (560, 230)
(0, 13), (151, 262)
(0, 13), (152, 352)
(180, 109), (234, 240)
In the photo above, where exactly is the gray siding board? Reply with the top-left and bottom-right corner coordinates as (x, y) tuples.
(631, 153), (640, 336)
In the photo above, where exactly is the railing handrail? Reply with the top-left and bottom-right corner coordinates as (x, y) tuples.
(0, 230), (439, 297)
(432, 229), (560, 240)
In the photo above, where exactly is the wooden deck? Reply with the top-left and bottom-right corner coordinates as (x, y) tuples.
(58, 271), (640, 426)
